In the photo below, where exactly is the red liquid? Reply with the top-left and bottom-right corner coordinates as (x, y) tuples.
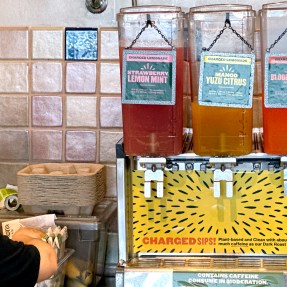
(263, 103), (287, 154)
(120, 47), (184, 156)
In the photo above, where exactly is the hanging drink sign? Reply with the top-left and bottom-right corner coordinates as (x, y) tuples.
(264, 26), (287, 108)
(198, 51), (255, 108)
(121, 49), (176, 105)
(198, 16), (255, 108)
(264, 53), (287, 108)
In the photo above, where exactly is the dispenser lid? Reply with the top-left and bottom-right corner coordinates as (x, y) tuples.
(189, 4), (253, 13)
(262, 1), (287, 10)
(119, 5), (182, 14)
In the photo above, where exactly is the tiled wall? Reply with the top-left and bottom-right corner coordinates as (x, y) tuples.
(0, 0), (267, 197)
(0, 24), (263, 196)
(0, 27), (122, 197)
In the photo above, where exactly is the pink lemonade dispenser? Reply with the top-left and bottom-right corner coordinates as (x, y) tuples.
(261, 2), (287, 154)
(117, 6), (185, 156)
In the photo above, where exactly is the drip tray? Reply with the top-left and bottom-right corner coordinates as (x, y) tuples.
(126, 255), (287, 271)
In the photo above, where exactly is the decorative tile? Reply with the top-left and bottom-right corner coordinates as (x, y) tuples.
(0, 163), (27, 187)
(66, 62), (97, 93)
(253, 96), (263, 128)
(100, 63), (121, 93)
(32, 30), (63, 59)
(254, 61), (262, 97)
(0, 130), (28, 161)
(65, 131), (97, 162)
(32, 96), (62, 127)
(100, 97), (122, 128)
(183, 95), (192, 128)
(183, 61), (190, 95)
(100, 30), (119, 60)
(32, 62), (62, 93)
(0, 96), (28, 127)
(66, 96), (97, 127)
(0, 63), (28, 93)
(99, 131), (123, 163)
(105, 165), (117, 198)
(254, 30), (261, 60)
(31, 131), (62, 161)
(65, 28), (98, 60)
(0, 29), (28, 59)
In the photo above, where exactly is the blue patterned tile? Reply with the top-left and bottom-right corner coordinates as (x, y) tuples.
(65, 28), (98, 60)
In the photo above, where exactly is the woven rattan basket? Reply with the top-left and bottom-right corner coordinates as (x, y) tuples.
(17, 163), (105, 215)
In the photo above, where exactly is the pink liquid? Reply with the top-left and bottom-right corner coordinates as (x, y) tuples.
(120, 47), (184, 156)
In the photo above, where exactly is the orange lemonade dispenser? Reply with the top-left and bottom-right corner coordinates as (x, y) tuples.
(188, 5), (256, 156)
(261, 2), (287, 154)
(117, 6), (185, 156)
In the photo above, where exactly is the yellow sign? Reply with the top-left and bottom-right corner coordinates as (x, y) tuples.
(132, 170), (287, 254)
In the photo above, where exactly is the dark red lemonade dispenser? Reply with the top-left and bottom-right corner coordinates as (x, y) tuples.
(117, 6), (185, 156)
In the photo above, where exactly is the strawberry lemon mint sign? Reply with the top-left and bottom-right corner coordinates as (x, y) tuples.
(121, 49), (176, 105)
(198, 51), (255, 108)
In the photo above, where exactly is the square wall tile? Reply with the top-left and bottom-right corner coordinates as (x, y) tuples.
(67, 96), (97, 127)
(100, 97), (122, 128)
(254, 61), (262, 97)
(100, 63), (121, 93)
(66, 62), (97, 93)
(0, 163), (28, 187)
(32, 96), (62, 127)
(32, 30), (63, 59)
(0, 63), (28, 93)
(0, 130), (28, 161)
(183, 95), (192, 128)
(105, 165), (117, 198)
(100, 30), (119, 60)
(253, 96), (263, 128)
(66, 131), (97, 162)
(183, 61), (191, 95)
(32, 62), (62, 93)
(65, 28), (98, 60)
(0, 29), (28, 59)
(99, 131), (123, 163)
(31, 131), (62, 161)
(0, 96), (28, 127)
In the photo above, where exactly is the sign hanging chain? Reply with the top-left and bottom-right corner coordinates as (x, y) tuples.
(126, 14), (175, 50)
(202, 13), (254, 53)
(266, 27), (287, 52)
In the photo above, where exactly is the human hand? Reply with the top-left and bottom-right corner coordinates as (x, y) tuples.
(12, 227), (46, 241)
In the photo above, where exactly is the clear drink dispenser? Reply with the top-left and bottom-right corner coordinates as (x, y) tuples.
(188, 5), (256, 156)
(117, 6), (185, 156)
(261, 2), (287, 154)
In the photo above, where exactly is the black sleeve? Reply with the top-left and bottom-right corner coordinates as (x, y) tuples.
(0, 235), (40, 287)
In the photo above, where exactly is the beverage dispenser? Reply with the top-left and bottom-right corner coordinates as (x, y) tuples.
(261, 2), (287, 154)
(117, 6), (185, 156)
(188, 5), (256, 156)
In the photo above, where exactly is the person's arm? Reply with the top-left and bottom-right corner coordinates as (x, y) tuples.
(12, 227), (58, 282)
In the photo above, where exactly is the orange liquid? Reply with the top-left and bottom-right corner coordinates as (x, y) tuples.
(120, 47), (184, 156)
(192, 102), (253, 157)
(263, 100), (287, 155)
(190, 59), (253, 156)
